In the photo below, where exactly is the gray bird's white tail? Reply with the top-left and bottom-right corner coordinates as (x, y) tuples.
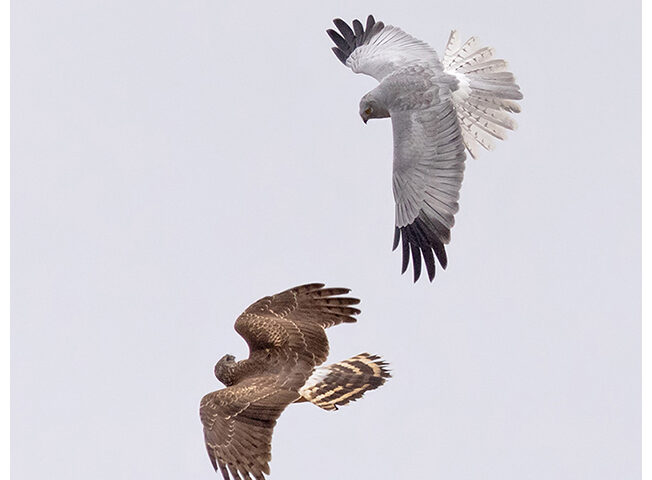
(443, 31), (523, 158)
(299, 353), (390, 411)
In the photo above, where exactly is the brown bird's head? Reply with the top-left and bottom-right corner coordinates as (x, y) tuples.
(214, 354), (237, 386)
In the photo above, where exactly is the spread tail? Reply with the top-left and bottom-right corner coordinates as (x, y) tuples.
(299, 353), (391, 411)
(443, 30), (523, 158)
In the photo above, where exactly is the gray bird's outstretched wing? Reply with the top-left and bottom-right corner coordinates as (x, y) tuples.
(328, 15), (442, 81)
(391, 83), (466, 282)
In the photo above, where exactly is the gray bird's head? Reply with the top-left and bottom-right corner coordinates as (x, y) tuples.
(214, 354), (237, 386)
(359, 93), (390, 124)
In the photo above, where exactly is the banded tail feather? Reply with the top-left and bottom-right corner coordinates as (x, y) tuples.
(299, 353), (391, 411)
(443, 30), (523, 158)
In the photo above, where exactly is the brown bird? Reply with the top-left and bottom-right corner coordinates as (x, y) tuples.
(199, 283), (391, 480)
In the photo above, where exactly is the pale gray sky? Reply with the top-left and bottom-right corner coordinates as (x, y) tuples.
(11, 0), (641, 478)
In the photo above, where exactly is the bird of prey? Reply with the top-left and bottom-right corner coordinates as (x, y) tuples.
(327, 15), (523, 282)
(200, 283), (391, 480)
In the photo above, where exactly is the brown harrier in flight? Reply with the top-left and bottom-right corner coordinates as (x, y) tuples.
(199, 283), (391, 480)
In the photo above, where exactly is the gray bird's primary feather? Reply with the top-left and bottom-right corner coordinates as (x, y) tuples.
(327, 16), (523, 281)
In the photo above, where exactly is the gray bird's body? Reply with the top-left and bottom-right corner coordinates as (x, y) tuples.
(328, 15), (523, 281)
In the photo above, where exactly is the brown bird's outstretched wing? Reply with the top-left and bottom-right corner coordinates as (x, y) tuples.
(234, 283), (360, 367)
(200, 375), (301, 480)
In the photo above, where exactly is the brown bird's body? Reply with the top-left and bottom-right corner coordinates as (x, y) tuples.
(200, 283), (390, 480)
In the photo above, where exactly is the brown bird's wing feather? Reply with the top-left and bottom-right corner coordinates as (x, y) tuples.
(202, 285), (361, 477)
(200, 375), (301, 480)
(234, 283), (360, 366)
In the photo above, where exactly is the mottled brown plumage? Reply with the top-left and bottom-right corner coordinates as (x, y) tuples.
(200, 283), (390, 480)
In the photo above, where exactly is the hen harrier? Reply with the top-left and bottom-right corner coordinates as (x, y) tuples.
(200, 283), (390, 480)
(327, 15), (523, 282)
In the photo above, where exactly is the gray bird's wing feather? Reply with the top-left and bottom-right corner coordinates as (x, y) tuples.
(328, 15), (443, 81)
(390, 81), (466, 282)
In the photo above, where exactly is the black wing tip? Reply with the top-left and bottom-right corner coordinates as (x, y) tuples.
(395, 217), (449, 283)
(331, 47), (348, 65)
(326, 15), (379, 64)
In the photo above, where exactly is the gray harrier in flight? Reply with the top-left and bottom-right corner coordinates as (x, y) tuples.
(200, 283), (390, 480)
(328, 15), (523, 281)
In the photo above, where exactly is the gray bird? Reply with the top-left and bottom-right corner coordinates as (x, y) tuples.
(328, 15), (523, 281)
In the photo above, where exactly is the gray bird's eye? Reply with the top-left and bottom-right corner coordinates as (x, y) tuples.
(365, 107), (373, 115)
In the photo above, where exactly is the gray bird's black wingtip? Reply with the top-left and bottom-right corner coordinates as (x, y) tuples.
(326, 15), (382, 65)
(394, 216), (449, 283)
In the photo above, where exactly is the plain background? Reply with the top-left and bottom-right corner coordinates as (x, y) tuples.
(11, 0), (641, 478)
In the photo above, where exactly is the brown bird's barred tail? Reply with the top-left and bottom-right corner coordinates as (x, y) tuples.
(298, 353), (391, 411)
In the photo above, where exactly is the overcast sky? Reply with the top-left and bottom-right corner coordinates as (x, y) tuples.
(11, 0), (641, 478)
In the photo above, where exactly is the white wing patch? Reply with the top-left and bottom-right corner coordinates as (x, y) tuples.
(298, 366), (330, 396)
